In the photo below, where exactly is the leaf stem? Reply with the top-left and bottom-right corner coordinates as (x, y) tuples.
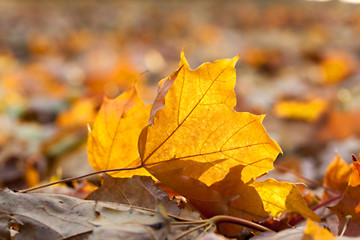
(171, 220), (208, 225)
(289, 193), (343, 226)
(172, 215), (273, 232)
(173, 215), (273, 239)
(209, 215), (274, 232)
(18, 165), (143, 193)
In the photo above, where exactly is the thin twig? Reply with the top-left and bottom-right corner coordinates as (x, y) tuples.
(340, 215), (352, 237)
(171, 220), (207, 225)
(18, 165), (143, 193)
(174, 215), (274, 239)
(173, 222), (209, 240)
(289, 193), (343, 226)
(195, 223), (214, 240)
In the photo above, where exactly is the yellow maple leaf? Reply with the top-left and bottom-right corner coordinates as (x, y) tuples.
(252, 179), (321, 222)
(139, 52), (282, 185)
(303, 219), (336, 240)
(87, 86), (152, 178)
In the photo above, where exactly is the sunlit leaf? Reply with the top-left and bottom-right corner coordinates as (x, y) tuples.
(139, 52), (282, 186)
(252, 179), (321, 222)
(87, 86), (152, 178)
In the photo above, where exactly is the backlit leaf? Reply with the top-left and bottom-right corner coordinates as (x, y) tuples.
(139, 52), (282, 186)
(252, 179), (321, 222)
(87, 86), (151, 178)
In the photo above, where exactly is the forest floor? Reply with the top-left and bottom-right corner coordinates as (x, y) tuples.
(1, 0), (359, 189)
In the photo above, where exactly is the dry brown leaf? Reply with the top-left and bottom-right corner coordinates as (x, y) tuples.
(86, 174), (199, 219)
(0, 188), (170, 240)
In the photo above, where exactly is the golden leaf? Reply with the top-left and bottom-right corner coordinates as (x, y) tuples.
(252, 179), (321, 222)
(87, 86), (152, 178)
(139, 52), (282, 185)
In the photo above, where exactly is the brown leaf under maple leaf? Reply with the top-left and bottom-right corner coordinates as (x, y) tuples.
(0, 188), (170, 240)
(148, 164), (268, 237)
(86, 174), (199, 219)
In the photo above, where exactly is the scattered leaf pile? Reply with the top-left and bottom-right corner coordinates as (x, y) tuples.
(2, 52), (360, 239)
(1, 1), (360, 239)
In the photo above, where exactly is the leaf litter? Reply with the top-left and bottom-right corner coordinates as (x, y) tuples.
(3, 52), (360, 239)
(2, 3), (360, 236)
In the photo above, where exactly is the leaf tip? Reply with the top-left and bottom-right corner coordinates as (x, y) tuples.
(180, 49), (189, 68)
(232, 54), (240, 65)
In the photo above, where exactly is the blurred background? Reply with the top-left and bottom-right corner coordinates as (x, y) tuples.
(1, 0), (360, 190)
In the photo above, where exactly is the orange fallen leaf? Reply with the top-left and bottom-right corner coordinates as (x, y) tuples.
(87, 86), (152, 178)
(323, 154), (352, 200)
(303, 219), (336, 240)
(329, 155), (360, 237)
(139, 51), (282, 186)
(273, 98), (328, 122)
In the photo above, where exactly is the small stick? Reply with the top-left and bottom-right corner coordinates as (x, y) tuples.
(339, 215), (352, 237)
(173, 215), (274, 240)
(18, 165), (143, 193)
(173, 222), (209, 240)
